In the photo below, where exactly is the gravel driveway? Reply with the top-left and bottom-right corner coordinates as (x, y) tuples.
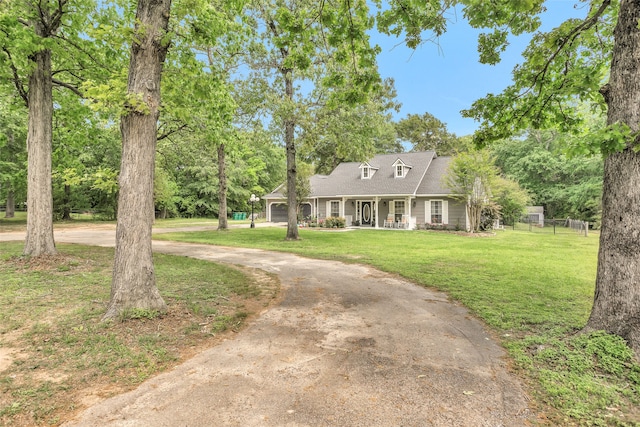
(2, 228), (532, 426)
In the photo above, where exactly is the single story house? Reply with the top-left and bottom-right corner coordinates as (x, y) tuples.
(262, 151), (469, 230)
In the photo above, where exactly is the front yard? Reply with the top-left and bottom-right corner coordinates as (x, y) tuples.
(155, 226), (640, 426)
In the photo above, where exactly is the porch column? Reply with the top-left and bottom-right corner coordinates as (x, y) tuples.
(341, 197), (347, 218)
(374, 196), (379, 229)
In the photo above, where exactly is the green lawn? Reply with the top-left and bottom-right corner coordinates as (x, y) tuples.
(0, 212), (27, 232)
(153, 217), (220, 228)
(154, 227), (640, 426)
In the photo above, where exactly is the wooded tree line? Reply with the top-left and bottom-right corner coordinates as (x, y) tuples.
(2, 0), (639, 355)
(0, 102), (603, 228)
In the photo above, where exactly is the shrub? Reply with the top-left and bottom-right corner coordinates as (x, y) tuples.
(324, 216), (346, 228)
(425, 222), (448, 231)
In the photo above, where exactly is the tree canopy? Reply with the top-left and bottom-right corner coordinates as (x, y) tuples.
(395, 112), (467, 155)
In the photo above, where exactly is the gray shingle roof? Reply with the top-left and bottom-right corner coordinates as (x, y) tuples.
(416, 156), (453, 195)
(264, 151), (453, 199)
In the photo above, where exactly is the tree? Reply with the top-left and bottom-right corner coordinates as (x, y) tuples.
(0, 92), (27, 218)
(493, 176), (530, 226)
(491, 131), (603, 224)
(583, 1), (640, 352)
(1, 0), (106, 254)
(155, 5), (245, 227)
(395, 112), (467, 155)
(104, 0), (172, 319)
(299, 78), (401, 175)
(1, 1), (60, 255)
(281, 160), (313, 219)
(217, 142), (229, 229)
(445, 149), (500, 232)
(246, 0), (381, 240)
(378, 0), (640, 353)
(100, 0), (245, 318)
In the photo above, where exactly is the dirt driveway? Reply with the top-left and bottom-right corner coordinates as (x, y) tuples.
(2, 228), (532, 426)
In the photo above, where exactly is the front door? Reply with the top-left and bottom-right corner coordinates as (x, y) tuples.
(361, 202), (372, 226)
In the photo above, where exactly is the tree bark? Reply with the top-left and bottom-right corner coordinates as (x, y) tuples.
(62, 184), (71, 220)
(104, 0), (171, 320)
(217, 142), (228, 230)
(24, 30), (56, 256)
(586, 0), (640, 355)
(4, 129), (16, 219)
(5, 188), (15, 218)
(284, 70), (299, 240)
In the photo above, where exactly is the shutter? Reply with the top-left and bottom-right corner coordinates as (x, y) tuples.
(425, 200), (431, 223)
(443, 200), (449, 224)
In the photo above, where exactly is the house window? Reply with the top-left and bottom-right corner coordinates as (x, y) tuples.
(362, 167), (370, 179)
(396, 164), (404, 178)
(394, 200), (405, 221)
(330, 201), (340, 217)
(431, 200), (443, 224)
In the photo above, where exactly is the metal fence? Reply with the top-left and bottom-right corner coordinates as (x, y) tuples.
(510, 217), (590, 236)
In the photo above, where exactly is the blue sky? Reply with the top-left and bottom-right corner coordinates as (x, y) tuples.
(373, 1), (587, 136)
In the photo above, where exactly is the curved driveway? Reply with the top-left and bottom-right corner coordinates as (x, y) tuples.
(2, 228), (532, 426)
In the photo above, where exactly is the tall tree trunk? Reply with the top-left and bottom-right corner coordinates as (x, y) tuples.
(284, 70), (299, 240)
(5, 129), (16, 219)
(586, 0), (640, 355)
(5, 188), (15, 218)
(24, 36), (56, 256)
(62, 184), (71, 220)
(217, 143), (228, 230)
(104, 0), (171, 320)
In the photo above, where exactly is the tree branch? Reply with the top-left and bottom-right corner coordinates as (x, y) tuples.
(492, 0), (612, 130)
(53, 33), (110, 70)
(2, 47), (28, 106)
(531, 0), (611, 90)
(157, 123), (189, 141)
(49, 0), (68, 33)
(52, 78), (83, 97)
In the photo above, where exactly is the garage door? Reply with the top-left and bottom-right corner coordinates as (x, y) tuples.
(270, 203), (312, 222)
(270, 204), (288, 222)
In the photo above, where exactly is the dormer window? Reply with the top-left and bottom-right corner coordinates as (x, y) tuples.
(360, 162), (378, 179)
(393, 159), (412, 178)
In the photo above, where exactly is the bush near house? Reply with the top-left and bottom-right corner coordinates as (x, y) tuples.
(323, 216), (346, 228)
